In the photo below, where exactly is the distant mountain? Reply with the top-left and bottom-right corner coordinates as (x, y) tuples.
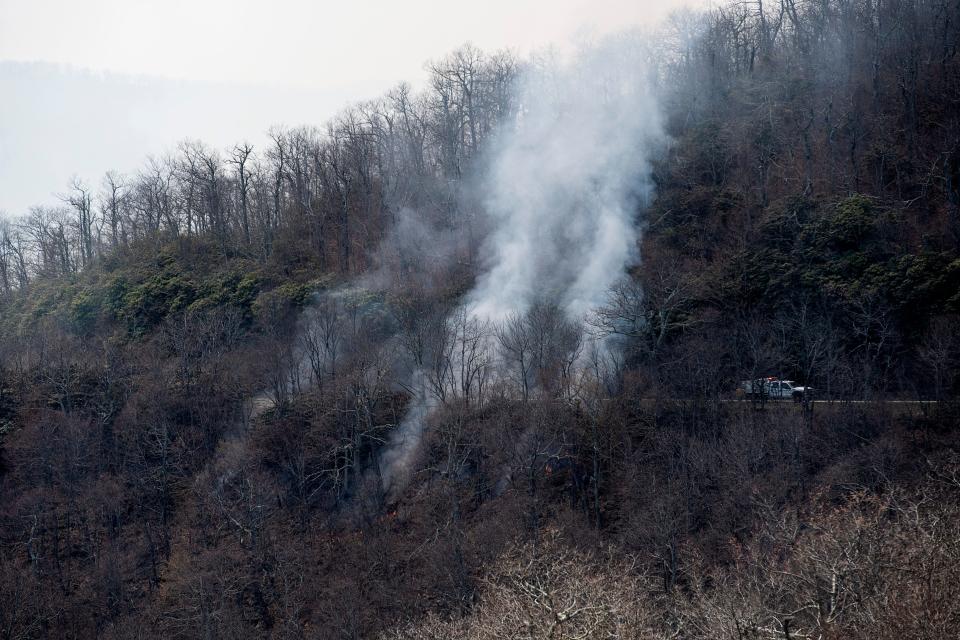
(0, 60), (357, 216)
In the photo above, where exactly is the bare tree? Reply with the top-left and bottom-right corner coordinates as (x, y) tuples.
(301, 295), (345, 387)
(229, 143), (255, 247)
(59, 177), (95, 268)
(99, 171), (127, 249)
(497, 312), (535, 402)
(918, 316), (959, 401)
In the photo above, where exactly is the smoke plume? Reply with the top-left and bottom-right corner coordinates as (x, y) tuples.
(376, 35), (664, 498)
(468, 34), (663, 323)
(378, 370), (435, 495)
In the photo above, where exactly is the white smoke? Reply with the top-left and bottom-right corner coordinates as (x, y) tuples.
(468, 34), (662, 323)
(378, 370), (435, 496)
(245, 35), (666, 505)
(379, 34), (664, 498)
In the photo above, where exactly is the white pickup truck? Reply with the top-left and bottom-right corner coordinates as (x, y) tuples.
(740, 378), (813, 402)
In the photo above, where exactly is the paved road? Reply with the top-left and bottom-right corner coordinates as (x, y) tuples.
(722, 399), (939, 404)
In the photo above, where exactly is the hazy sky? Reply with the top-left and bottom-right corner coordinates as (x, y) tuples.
(0, 0), (701, 216)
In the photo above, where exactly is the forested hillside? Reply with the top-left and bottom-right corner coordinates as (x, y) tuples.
(1, 1), (959, 638)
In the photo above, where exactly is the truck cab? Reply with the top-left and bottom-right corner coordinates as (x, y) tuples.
(741, 377), (812, 402)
